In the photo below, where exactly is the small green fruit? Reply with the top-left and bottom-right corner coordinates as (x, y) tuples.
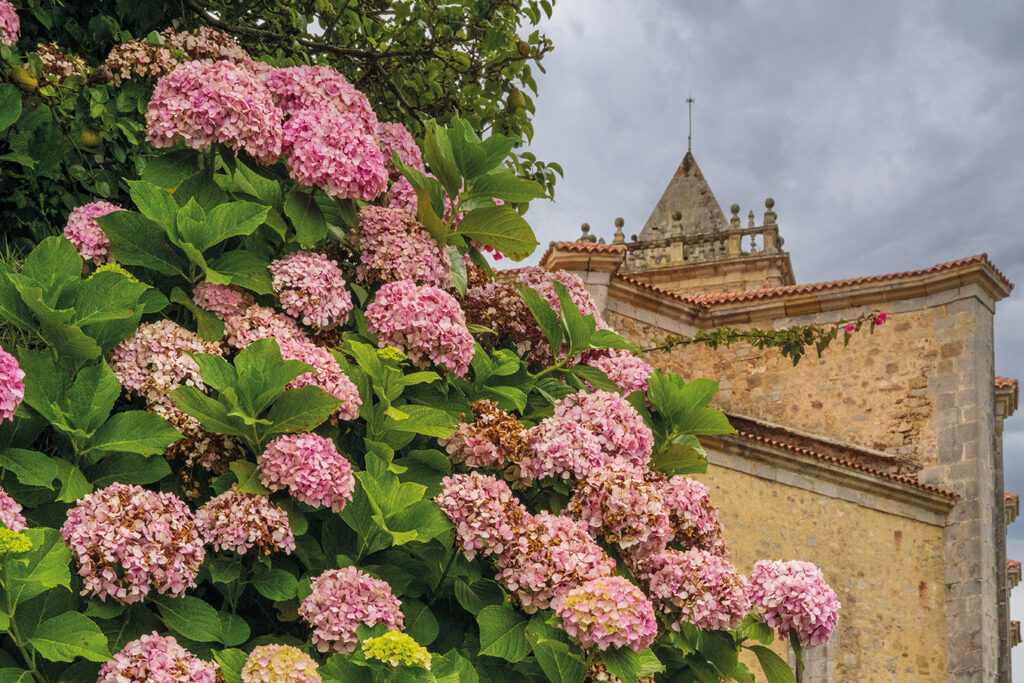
(80, 127), (103, 148)
(12, 66), (38, 91)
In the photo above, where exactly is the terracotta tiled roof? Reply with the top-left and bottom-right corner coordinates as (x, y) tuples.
(1009, 559), (1021, 571)
(733, 430), (958, 499)
(690, 254), (1012, 305)
(1007, 492), (1019, 502)
(996, 376), (1018, 389)
(537, 241), (626, 265)
(612, 274), (702, 306)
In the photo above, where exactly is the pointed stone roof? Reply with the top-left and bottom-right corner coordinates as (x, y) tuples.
(639, 151), (728, 240)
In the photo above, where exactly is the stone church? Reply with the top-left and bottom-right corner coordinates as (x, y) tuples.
(538, 150), (1018, 681)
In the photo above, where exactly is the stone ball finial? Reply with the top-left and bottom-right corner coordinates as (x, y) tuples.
(631, 234), (638, 242)
(579, 222), (596, 243)
(765, 197), (775, 209)
(730, 203), (740, 215)
(615, 217), (625, 228)
(671, 211), (682, 221)
(581, 222), (590, 233)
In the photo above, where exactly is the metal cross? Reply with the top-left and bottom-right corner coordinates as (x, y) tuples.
(687, 96), (695, 153)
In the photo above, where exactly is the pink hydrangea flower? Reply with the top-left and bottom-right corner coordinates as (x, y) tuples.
(63, 201), (122, 265)
(0, 1), (19, 46)
(515, 267), (605, 324)
(376, 121), (424, 179)
(748, 560), (841, 647)
(435, 472), (529, 560)
(638, 548), (751, 632)
(0, 485), (26, 532)
(495, 512), (615, 613)
(282, 105), (387, 201)
(109, 320), (223, 406)
(223, 304), (309, 350)
(567, 461), (672, 550)
(552, 390), (654, 468)
(652, 474), (727, 555)
(269, 251), (353, 329)
(366, 280), (474, 376)
(584, 349), (652, 394)
(196, 488), (295, 555)
(519, 418), (607, 482)
(384, 176), (417, 212)
(352, 206), (451, 288)
(439, 400), (526, 469)
(263, 65), (378, 134)
(258, 433), (355, 512)
(192, 282), (255, 319)
(242, 644), (321, 683)
(551, 576), (657, 652)
(98, 633), (220, 683)
(278, 338), (362, 421)
(463, 282), (551, 363)
(0, 345), (24, 423)
(61, 483), (205, 604)
(299, 566), (405, 654)
(146, 60), (283, 164)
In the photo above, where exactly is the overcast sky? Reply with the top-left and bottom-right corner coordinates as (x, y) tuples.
(515, 0), (1024, 674)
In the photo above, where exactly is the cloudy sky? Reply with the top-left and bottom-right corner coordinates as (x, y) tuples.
(516, 0), (1024, 674)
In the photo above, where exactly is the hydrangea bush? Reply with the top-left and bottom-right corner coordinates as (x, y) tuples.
(0, 21), (838, 683)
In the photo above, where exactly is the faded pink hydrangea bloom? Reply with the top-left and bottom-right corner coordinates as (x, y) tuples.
(146, 60), (283, 164)
(192, 282), (255, 319)
(495, 512), (615, 613)
(519, 417), (607, 482)
(551, 576), (657, 652)
(0, 345), (25, 423)
(258, 433), (355, 512)
(62, 483), (205, 604)
(552, 389), (654, 468)
(98, 632), (220, 683)
(34, 43), (88, 85)
(63, 201), (121, 265)
(109, 320), (223, 405)
(567, 461), (672, 550)
(376, 121), (424, 179)
(148, 395), (244, 475)
(269, 251), (353, 329)
(162, 26), (251, 64)
(0, 485), (26, 532)
(638, 548), (751, 632)
(278, 338), (362, 421)
(584, 349), (653, 394)
(748, 559), (841, 647)
(463, 282), (551, 363)
(263, 65), (378, 134)
(196, 488), (295, 555)
(282, 105), (387, 200)
(439, 400), (527, 470)
(0, 1), (19, 46)
(242, 644), (321, 683)
(105, 39), (175, 84)
(384, 176), (417, 212)
(352, 206), (451, 288)
(435, 472), (530, 560)
(299, 566), (405, 654)
(366, 280), (475, 376)
(651, 474), (727, 556)
(223, 304), (309, 350)
(515, 267), (605, 324)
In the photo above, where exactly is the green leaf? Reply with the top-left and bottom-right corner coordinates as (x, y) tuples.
(263, 386), (341, 437)
(142, 149), (199, 188)
(170, 287), (224, 341)
(0, 449), (57, 489)
(589, 329), (641, 353)
(402, 600), (440, 646)
(470, 169), (546, 203)
(386, 404), (457, 438)
(432, 650), (479, 683)
(738, 615), (775, 645)
(284, 189), (327, 247)
(517, 286), (562, 356)
(202, 202), (270, 250)
(172, 386), (244, 437)
(29, 612), (110, 663)
(530, 638), (586, 683)
(251, 565), (298, 601)
(421, 125), (463, 198)
(53, 460), (91, 504)
(212, 649), (248, 683)
(88, 410), (181, 455)
(698, 631), (738, 678)
(6, 529), (73, 607)
(21, 237), (82, 296)
(0, 83), (23, 131)
(454, 579), (505, 616)
(219, 612), (250, 647)
(552, 281), (592, 356)
(749, 646), (796, 683)
(651, 434), (708, 475)
(153, 595), (226, 643)
(88, 452), (171, 488)
(209, 250), (273, 295)
(229, 460), (271, 495)
(0, 263), (35, 331)
(129, 180), (179, 229)
(477, 605), (531, 662)
(64, 360), (120, 434)
(0, 669), (29, 683)
(233, 161), (283, 208)
(37, 318), (102, 367)
(97, 211), (187, 277)
(600, 648), (663, 683)
(448, 245), (468, 297)
(71, 270), (148, 328)
(455, 205), (538, 261)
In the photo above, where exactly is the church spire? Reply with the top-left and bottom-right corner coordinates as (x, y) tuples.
(638, 149), (728, 241)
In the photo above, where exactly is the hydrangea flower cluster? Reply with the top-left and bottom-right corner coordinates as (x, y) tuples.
(0, 527), (31, 554)
(223, 304), (309, 350)
(366, 280), (474, 376)
(435, 472), (529, 560)
(440, 399), (527, 469)
(567, 461), (672, 550)
(63, 201), (121, 265)
(282, 105), (387, 200)
(146, 60), (283, 164)
(278, 339), (362, 421)
(162, 26), (250, 64)
(241, 644), (322, 683)
(105, 39), (176, 84)
(495, 512), (615, 613)
(384, 176), (418, 212)
(0, 0), (19, 46)
(109, 319), (223, 405)
(520, 417), (607, 482)
(376, 121), (424, 179)
(638, 548), (751, 632)
(362, 631), (432, 669)
(269, 251), (353, 329)
(192, 282), (255, 319)
(196, 488), (295, 555)
(148, 396), (244, 477)
(98, 633), (220, 683)
(0, 345), (24, 423)
(258, 433), (355, 512)
(652, 474), (727, 555)
(299, 566), (405, 654)
(62, 483), (205, 604)
(0, 485), (26, 532)
(515, 267), (605, 322)
(585, 349), (653, 394)
(263, 65), (378, 133)
(106, 27), (250, 84)
(352, 206), (451, 287)
(35, 43), (88, 84)
(748, 560), (841, 646)
(463, 282), (550, 363)
(552, 390), (654, 468)
(551, 576), (658, 652)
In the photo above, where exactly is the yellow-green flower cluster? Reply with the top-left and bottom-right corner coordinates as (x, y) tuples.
(376, 346), (408, 363)
(361, 631), (431, 670)
(90, 262), (138, 282)
(0, 527), (32, 554)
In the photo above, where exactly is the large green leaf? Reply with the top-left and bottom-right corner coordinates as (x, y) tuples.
(129, 180), (178, 229)
(0, 263), (36, 331)
(64, 360), (120, 434)
(284, 189), (327, 247)
(402, 600), (440, 646)
(20, 237), (82, 297)
(6, 528), (72, 607)
(529, 638), (587, 683)
(141, 149), (199, 188)
(152, 595), (226, 643)
(29, 612), (110, 663)
(172, 386), (245, 437)
(229, 460), (271, 495)
(0, 83), (23, 131)
(209, 250), (272, 295)
(202, 202), (270, 250)
(37, 318), (102, 368)
(233, 161), (283, 208)
(453, 579), (505, 616)
(749, 646), (797, 683)
(262, 386), (341, 438)
(432, 650), (479, 683)
(88, 452), (172, 488)
(385, 404), (457, 439)
(477, 605), (531, 662)
(250, 565), (298, 601)
(0, 449), (57, 489)
(97, 211), (187, 277)
(600, 647), (664, 683)
(71, 270), (148, 328)
(455, 205), (538, 261)
(469, 169), (546, 203)
(88, 410), (182, 455)
(516, 286), (562, 356)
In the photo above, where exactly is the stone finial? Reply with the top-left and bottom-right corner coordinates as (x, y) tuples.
(598, 237), (606, 244)
(630, 234), (638, 242)
(748, 210), (755, 228)
(579, 222), (596, 243)
(764, 197), (777, 225)
(613, 217), (625, 244)
(730, 203), (741, 229)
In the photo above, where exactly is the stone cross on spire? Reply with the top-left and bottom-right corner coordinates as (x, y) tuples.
(687, 96), (695, 153)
